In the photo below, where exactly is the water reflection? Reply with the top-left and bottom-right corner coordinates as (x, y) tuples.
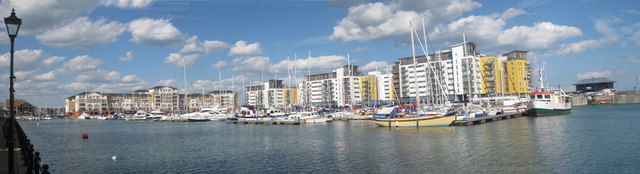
(19, 104), (640, 173)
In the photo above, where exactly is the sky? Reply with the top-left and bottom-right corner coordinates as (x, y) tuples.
(1, 0), (640, 108)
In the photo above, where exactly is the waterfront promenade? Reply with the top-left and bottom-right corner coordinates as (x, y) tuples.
(0, 118), (22, 173)
(0, 117), (48, 174)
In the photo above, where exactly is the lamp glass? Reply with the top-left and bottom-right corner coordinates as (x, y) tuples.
(5, 23), (18, 36)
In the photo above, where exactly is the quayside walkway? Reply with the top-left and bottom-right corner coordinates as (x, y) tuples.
(0, 117), (49, 174)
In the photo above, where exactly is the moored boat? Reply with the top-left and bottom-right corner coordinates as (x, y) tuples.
(525, 66), (572, 116)
(525, 91), (571, 116)
(373, 114), (454, 127)
(78, 112), (91, 120)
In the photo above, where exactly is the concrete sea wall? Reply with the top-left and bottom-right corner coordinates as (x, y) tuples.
(571, 93), (640, 106)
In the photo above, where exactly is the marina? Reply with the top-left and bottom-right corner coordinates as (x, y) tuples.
(15, 104), (640, 173)
(2, 0), (640, 173)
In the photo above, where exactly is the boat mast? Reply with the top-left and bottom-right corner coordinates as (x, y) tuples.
(463, 32), (472, 106)
(538, 63), (544, 91)
(201, 88), (204, 109)
(232, 74), (235, 111)
(219, 69), (222, 108)
(307, 50), (311, 110)
(183, 55), (188, 113)
(421, 16), (433, 108)
(287, 55), (292, 110)
(410, 20), (420, 112)
(294, 53), (297, 111)
(345, 53), (350, 111)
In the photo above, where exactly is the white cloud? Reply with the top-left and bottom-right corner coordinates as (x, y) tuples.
(211, 60), (229, 69)
(0, 49), (47, 71)
(593, 16), (622, 37)
(156, 79), (179, 87)
(623, 9), (640, 15)
(632, 30), (640, 46)
(192, 75), (246, 91)
(63, 55), (104, 71)
(360, 61), (389, 73)
(1, 71), (35, 81)
(228, 40), (262, 56)
(497, 22), (582, 50)
(354, 47), (368, 52)
(500, 8), (525, 20)
(180, 35), (228, 54)
(232, 56), (271, 76)
(128, 18), (184, 46)
(75, 69), (121, 82)
(331, 1), (582, 52)
(0, 0), (100, 35)
(330, 0), (481, 42)
(556, 37), (618, 56)
(33, 71), (57, 81)
(270, 55), (347, 75)
(42, 56), (65, 67)
(430, 14), (506, 46)
(119, 51), (134, 61)
(577, 70), (613, 79)
(620, 53), (640, 64)
(164, 53), (200, 67)
(36, 17), (126, 49)
(121, 75), (140, 83)
(101, 0), (153, 8)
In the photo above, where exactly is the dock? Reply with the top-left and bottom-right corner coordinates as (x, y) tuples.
(452, 112), (524, 126)
(225, 119), (300, 125)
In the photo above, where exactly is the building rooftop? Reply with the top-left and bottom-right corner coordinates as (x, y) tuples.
(573, 77), (616, 85)
(151, 86), (177, 90)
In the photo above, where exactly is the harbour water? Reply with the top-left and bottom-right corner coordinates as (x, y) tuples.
(20, 104), (640, 173)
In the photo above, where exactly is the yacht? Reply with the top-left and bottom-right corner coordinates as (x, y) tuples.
(180, 108), (227, 121)
(78, 112), (91, 120)
(295, 112), (330, 124)
(148, 110), (166, 121)
(131, 110), (150, 120)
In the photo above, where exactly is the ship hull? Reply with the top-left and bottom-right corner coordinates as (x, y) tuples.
(373, 115), (454, 127)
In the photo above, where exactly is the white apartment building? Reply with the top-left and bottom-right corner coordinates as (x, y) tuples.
(297, 65), (362, 108)
(245, 80), (285, 109)
(396, 41), (483, 103)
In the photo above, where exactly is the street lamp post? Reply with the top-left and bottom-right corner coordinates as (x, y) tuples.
(4, 8), (21, 174)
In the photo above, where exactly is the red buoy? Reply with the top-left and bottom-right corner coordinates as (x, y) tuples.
(82, 133), (88, 139)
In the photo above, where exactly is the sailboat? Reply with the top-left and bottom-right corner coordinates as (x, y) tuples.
(525, 65), (571, 116)
(373, 19), (454, 127)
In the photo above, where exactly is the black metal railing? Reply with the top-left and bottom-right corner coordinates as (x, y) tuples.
(12, 120), (49, 174)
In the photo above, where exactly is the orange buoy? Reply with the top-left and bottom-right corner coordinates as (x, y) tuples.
(82, 133), (88, 139)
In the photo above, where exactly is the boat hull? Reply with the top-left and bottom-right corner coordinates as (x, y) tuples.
(526, 100), (572, 116)
(187, 118), (210, 122)
(526, 108), (571, 116)
(373, 115), (454, 127)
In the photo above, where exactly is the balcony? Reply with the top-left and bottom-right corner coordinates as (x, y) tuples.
(486, 59), (494, 64)
(484, 65), (494, 70)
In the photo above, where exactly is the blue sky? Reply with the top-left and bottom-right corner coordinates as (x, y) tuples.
(1, 0), (639, 107)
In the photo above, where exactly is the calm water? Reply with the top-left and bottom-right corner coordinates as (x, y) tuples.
(20, 104), (640, 173)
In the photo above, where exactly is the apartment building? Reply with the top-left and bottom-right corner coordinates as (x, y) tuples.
(500, 50), (531, 94)
(65, 86), (237, 117)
